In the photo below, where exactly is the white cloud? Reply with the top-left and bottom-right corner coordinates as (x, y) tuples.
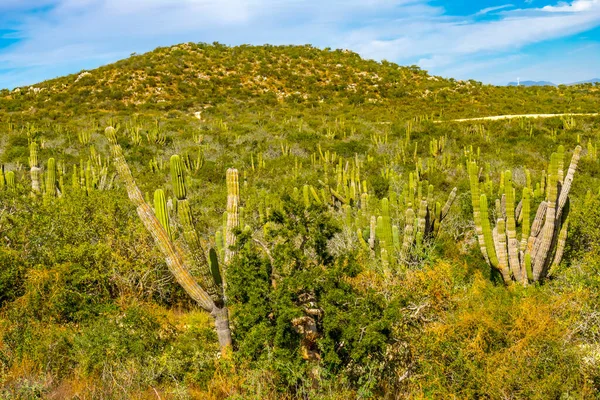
(1, 0), (600, 88)
(541, 0), (600, 12)
(475, 4), (514, 16)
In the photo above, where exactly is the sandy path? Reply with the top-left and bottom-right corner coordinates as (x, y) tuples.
(435, 113), (599, 123)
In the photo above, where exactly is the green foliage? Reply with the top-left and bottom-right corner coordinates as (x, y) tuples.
(228, 198), (397, 394)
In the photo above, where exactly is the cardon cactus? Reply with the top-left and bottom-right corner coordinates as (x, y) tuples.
(468, 145), (582, 285)
(170, 154), (227, 305)
(224, 168), (240, 267)
(398, 184), (457, 262)
(368, 178), (457, 267)
(105, 127), (232, 352)
(29, 142), (41, 193)
(6, 171), (16, 190)
(45, 158), (57, 198)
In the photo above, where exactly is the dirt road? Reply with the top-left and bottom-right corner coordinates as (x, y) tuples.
(435, 113), (599, 123)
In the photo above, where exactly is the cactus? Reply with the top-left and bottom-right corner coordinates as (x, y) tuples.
(225, 168), (240, 266)
(78, 129), (92, 145)
(105, 127), (232, 352)
(154, 189), (171, 239)
(6, 171), (16, 190)
(44, 158), (57, 198)
(170, 155), (226, 304)
(29, 142), (41, 193)
(468, 146), (582, 285)
(369, 175), (457, 266)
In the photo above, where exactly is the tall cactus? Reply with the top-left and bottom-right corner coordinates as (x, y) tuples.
(224, 168), (240, 267)
(45, 158), (57, 198)
(154, 189), (171, 239)
(170, 155), (225, 306)
(29, 142), (41, 193)
(0, 166), (5, 191)
(5, 171), (15, 190)
(105, 127), (232, 351)
(468, 145), (582, 285)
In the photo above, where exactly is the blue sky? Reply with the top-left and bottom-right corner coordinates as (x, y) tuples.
(1, 0), (600, 89)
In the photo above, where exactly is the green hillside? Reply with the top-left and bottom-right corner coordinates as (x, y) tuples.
(2, 43), (599, 120)
(1, 43), (600, 399)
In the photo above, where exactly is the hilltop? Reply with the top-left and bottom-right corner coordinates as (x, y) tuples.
(1, 43), (599, 122)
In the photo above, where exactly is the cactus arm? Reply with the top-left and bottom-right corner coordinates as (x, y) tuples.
(417, 199), (428, 235)
(494, 219), (510, 282)
(548, 215), (569, 278)
(557, 145), (565, 184)
(468, 162), (490, 264)
(520, 188), (531, 252)
(392, 225), (400, 250)
(515, 199), (523, 224)
(400, 208), (416, 261)
(303, 185), (310, 208)
(368, 216), (377, 250)
(329, 187), (348, 204)
(479, 195), (500, 269)
(309, 186), (322, 204)
(504, 171), (522, 282)
(527, 200), (547, 249)
(209, 248), (223, 287)
(357, 229), (369, 250)
(532, 153), (558, 281)
(380, 198), (394, 256)
(555, 146), (581, 222)
(440, 187), (457, 221)
(524, 253), (533, 282)
(154, 189), (172, 239)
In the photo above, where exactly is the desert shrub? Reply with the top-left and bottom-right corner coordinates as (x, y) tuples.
(412, 275), (593, 398)
(228, 198), (398, 395)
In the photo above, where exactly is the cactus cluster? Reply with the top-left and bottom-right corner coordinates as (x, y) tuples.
(105, 126), (235, 352)
(0, 166), (15, 191)
(366, 176), (457, 268)
(429, 136), (446, 157)
(469, 145), (582, 285)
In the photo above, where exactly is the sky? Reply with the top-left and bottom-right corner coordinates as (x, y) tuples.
(1, 0), (600, 89)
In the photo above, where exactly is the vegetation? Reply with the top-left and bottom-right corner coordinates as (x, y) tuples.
(1, 43), (600, 398)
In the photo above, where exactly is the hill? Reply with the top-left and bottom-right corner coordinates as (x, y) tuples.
(1, 43), (599, 123)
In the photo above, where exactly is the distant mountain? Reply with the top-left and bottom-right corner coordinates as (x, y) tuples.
(569, 78), (600, 85)
(507, 80), (556, 87)
(507, 78), (600, 86)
